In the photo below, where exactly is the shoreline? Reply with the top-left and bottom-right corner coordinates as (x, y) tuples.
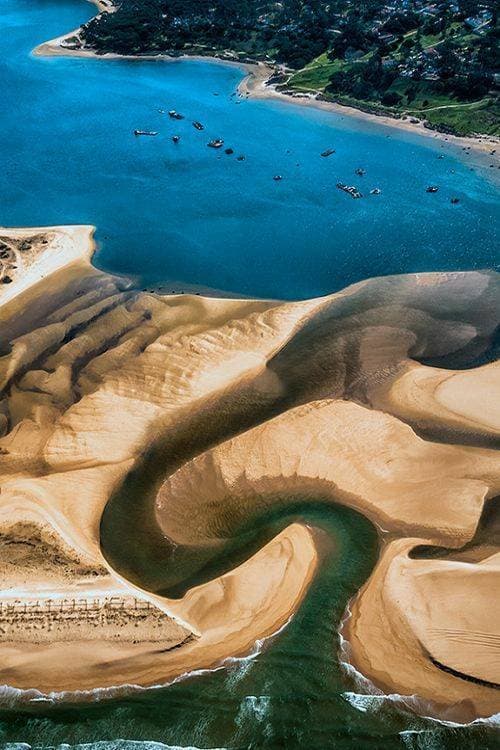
(0, 224), (319, 698)
(1, 223), (499, 719)
(0, 525), (318, 697)
(239, 64), (500, 159)
(33, 26), (499, 160)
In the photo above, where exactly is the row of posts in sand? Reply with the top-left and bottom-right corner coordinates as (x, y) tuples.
(0, 596), (155, 623)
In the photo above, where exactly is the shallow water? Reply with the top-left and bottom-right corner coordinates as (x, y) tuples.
(1, 505), (499, 749)
(1, 1), (500, 748)
(1, 0), (498, 300)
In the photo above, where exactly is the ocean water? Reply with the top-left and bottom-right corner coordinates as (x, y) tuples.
(0, 0), (498, 300)
(1, 503), (499, 749)
(1, 1), (500, 749)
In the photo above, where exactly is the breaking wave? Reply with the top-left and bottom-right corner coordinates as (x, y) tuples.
(0, 743), (229, 750)
(0, 616), (293, 709)
(337, 601), (500, 729)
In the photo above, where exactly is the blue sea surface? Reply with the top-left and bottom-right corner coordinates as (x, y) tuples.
(1, 3), (500, 750)
(0, 0), (498, 299)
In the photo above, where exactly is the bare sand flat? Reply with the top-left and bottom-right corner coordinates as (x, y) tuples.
(1, 224), (499, 719)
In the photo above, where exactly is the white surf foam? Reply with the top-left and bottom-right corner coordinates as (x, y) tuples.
(337, 601), (500, 729)
(0, 616), (293, 708)
(1, 743), (229, 750)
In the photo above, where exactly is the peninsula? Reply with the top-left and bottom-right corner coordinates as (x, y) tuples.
(34, 0), (499, 141)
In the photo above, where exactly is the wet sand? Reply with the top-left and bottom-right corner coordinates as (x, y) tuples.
(1, 224), (498, 718)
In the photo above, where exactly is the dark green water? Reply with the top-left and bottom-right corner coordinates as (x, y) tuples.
(1, 504), (499, 750)
(1, 0), (499, 745)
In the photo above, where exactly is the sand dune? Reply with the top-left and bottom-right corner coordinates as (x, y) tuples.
(0, 225), (498, 719)
(347, 539), (500, 722)
(156, 399), (499, 547)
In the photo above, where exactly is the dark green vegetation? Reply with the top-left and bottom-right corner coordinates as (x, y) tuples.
(80, 0), (499, 137)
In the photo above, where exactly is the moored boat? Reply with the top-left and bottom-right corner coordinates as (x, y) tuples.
(208, 139), (224, 149)
(337, 183), (362, 199)
(426, 185), (439, 193)
(321, 148), (335, 157)
(193, 121), (204, 131)
(169, 110), (184, 120)
(134, 130), (158, 136)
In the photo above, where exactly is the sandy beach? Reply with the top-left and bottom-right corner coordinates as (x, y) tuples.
(0, 226), (318, 695)
(239, 63), (500, 159)
(1, 223), (499, 719)
(32, 1), (500, 160)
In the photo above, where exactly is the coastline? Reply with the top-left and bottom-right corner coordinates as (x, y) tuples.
(239, 63), (500, 159)
(33, 24), (499, 159)
(0, 225), (318, 697)
(1, 224), (499, 719)
(0, 525), (318, 696)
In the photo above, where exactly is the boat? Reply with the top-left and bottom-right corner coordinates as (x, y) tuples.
(355, 168), (366, 177)
(321, 149), (335, 157)
(134, 130), (158, 136)
(224, 148), (234, 155)
(450, 197), (460, 204)
(172, 135), (180, 143)
(168, 110), (184, 120)
(273, 175), (283, 181)
(370, 188), (381, 195)
(208, 139), (224, 149)
(192, 121), (204, 131)
(336, 183), (362, 199)
(426, 186), (439, 193)
(236, 155), (246, 161)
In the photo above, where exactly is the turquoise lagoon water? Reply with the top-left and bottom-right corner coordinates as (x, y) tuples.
(1, 0), (499, 299)
(1, 1), (500, 749)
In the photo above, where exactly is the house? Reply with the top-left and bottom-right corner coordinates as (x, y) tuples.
(344, 47), (365, 61)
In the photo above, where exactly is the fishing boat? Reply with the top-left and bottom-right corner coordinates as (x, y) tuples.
(426, 186), (439, 193)
(337, 183), (362, 199)
(169, 110), (184, 120)
(134, 130), (158, 136)
(193, 121), (204, 131)
(321, 148), (335, 157)
(208, 139), (224, 149)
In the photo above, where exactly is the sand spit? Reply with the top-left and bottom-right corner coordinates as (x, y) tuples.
(347, 540), (500, 723)
(33, 3), (499, 157)
(0, 226), (317, 695)
(0, 224), (499, 718)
